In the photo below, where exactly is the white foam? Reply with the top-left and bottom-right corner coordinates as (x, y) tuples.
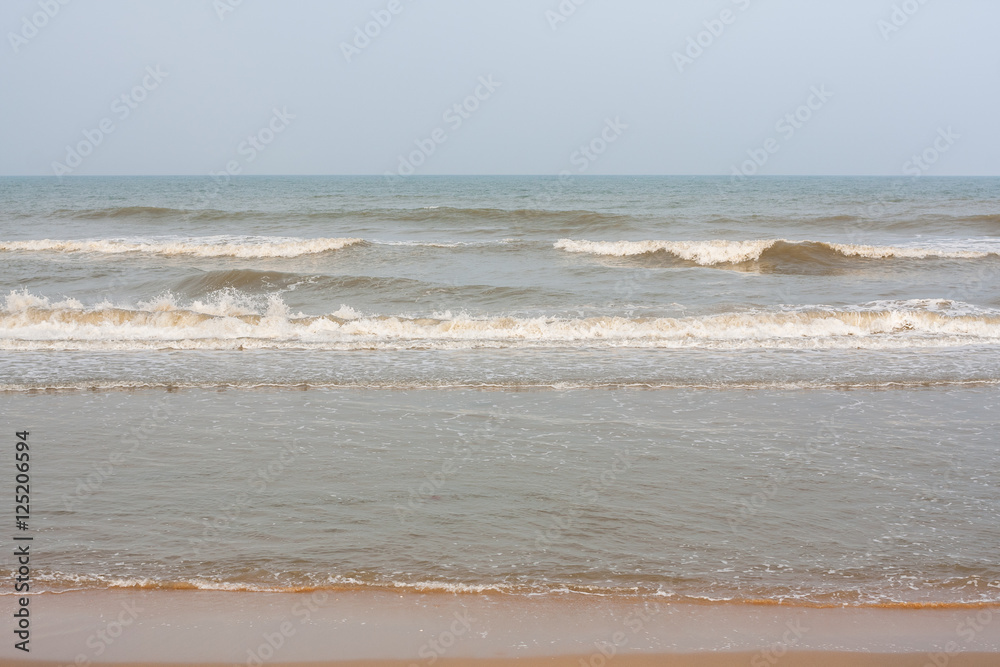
(330, 304), (363, 320)
(3, 290), (1000, 351)
(827, 242), (990, 259)
(0, 236), (365, 258)
(555, 238), (995, 264)
(555, 239), (780, 264)
(371, 239), (519, 248)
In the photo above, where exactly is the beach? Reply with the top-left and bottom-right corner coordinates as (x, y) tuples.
(3, 589), (998, 665)
(2, 175), (999, 663)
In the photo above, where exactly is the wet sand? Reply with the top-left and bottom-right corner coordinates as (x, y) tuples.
(3, 656), (1000, 667)
(2, 590), (997, 665)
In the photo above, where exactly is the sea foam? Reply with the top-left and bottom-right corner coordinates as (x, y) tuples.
(555, 239), (996, 265)
(0, 236), (365, 258)
(3, 290), (999, 351)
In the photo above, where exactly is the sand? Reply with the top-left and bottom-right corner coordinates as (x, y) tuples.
(2, 589), (997, 666)
(3, 657), (1000, 667)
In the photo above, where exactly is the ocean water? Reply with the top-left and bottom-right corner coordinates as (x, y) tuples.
(1, 175), (998, 607)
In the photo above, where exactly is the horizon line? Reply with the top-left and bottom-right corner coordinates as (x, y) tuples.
(1, 174), (998, 178)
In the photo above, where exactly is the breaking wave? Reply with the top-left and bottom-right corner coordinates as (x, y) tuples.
(20, 571), (1000, 607)
(3, 291), (999, 351)
(0, 236), (365, 258)
(555, 239), (1000, 266)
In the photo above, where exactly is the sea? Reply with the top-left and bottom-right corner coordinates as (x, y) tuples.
(1, 175), (998, 608)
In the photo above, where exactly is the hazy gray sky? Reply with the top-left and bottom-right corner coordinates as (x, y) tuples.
(1, 0), (997, 176)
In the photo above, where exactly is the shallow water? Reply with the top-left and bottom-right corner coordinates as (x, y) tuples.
(1, 176), (998, 606)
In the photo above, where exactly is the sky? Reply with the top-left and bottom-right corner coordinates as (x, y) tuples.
(1, 0), (998, 176)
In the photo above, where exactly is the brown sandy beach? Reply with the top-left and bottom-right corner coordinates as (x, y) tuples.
(3, 590), (998, 666)
(3, 656), (1000, 667)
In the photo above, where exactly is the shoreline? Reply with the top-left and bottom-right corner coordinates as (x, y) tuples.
(3, 590), (998, 665)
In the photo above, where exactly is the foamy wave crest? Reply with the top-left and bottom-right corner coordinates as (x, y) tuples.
(3, 291), (1000, 351)
(0, 236), (365, 258)
(27, 572), (305, 593)
(325, 575), (510, 595)
(556, 239), (780, 264)
(555, 239), (996, 265)
(18, 572), (1000, 606)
